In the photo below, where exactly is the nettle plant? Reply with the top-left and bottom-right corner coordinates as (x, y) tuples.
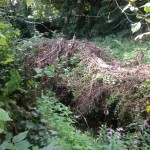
(122, 0), (150, 40)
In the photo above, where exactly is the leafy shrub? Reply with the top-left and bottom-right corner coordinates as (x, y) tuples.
(0, 22), (20, 64)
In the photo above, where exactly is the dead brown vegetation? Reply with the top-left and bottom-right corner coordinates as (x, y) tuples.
(25, 37), (150, 126)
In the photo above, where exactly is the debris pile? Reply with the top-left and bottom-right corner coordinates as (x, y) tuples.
(25, 37), (150, 126)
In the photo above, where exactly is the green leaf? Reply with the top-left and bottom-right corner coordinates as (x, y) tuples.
(136, 15), (143, 19)
(15, 140), (30, 150)
(34, 68), (43, 74)
(0, 36), (9, 50)
(144, 2), (150, 13)
(26, 0), (34, 7)
(0, 141), (13, 150)
(26, 120), (35, 129)
(32, 146), (40, 150)
(73, 144), (83, 149)
(0, 120), (4, 133)
(130, 6), (138, 12)
(48, 65), (55, 71)
(0, 0), (7, 7)
(0, 108), (12, 121)
(5, 133), (13, 142)
(44, 69), (55, 78)
(44, 65), (55, 77)
(12, 131), (28, 143)
(131, 22), (141, 33)
(1, 57), (14, 64)
(43, 143), (55, 150)
(3, 69), (21, 96)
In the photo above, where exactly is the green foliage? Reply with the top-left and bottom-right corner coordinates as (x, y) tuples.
(0, 108), (12, 133)
(122, 0), (150, 40)
(27, 0), (131, 38)
(0, 2), (150, 148)
(97, 124), (150, 150)
(0, 22), (20, 64)
(139, 80), (150, 97)
(0, 0), (8, 7)
(37, 91), (101, 150)
(0, 131), (30, 150)
(0, 108), (12, 121)
(3, 69), (21, 96)
(34, 65), (55, 78)
(30, 0), (59, 22)
(0, 21), (22, 133)
(97, 125), (126, 150)
(125, 122), (150, 150)
(131, 22), (141, 33)
(26, 0), (34, 7)
(93, 35), (150, 62)
(144, 2), (150, 13)
(0, 131), (56, 150)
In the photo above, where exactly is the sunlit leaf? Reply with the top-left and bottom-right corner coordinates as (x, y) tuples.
(131, 22), (141, 33)
(0, 108), (12, 121)
(26, 0), (34, 7)
(144, 2), (150, 13)
(122, 4), (131, 12)
(146, 105), (150, 113)
(136, 15), (143, 19)
(0, 36), (9, 50)
(1, 57), (14, 64)
(130, 6), (138, 12)
(0, 108), (12, 133)
(0, 0), (7, 7)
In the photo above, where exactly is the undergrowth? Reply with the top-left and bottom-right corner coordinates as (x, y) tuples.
(37, 91), (100, 150)
(37, 91), (150, 150)
(0, 20), (150, 150)
(92, 35), (150, 63)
